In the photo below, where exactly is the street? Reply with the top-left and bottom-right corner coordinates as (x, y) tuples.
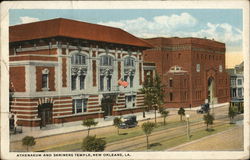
(10, 104), (243, 152)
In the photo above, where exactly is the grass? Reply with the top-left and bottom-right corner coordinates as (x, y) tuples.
(47, 120), (187, 151)
(135, 123), (235, 151)
(47, 119), (235, 152)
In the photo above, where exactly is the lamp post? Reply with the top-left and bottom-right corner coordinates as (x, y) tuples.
(186, 114), (190, 140)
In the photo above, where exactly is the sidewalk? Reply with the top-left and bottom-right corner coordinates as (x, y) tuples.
(10, 102), (229, 142)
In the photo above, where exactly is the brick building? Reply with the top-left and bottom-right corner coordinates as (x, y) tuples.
(9, 18), (154, 128)
(143, 37), (230, 108)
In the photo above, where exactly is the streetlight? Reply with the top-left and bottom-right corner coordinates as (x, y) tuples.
(186, 114), (190, 140)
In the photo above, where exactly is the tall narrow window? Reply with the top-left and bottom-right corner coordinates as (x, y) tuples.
(130, 76), (134, 88)
(169, 79), (173, 87)
(107, 75), (112, 91)
(42, 68), (49, 90)
(170, 92), (173, 101)
(100, 75), (104, 91)
(71, 75), (77, 90)
(42, 74), (49, 89)
(80, 75), (85, 90)
(196, 64), (200, 72)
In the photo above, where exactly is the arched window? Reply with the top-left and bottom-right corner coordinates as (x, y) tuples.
(100, 55), (113, 66)
(71, 54), (86, 65)
(124, 57), (135, 67)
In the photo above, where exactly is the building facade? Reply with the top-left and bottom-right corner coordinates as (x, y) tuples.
(143, 37), (230, 108)
(226, 62), (244, 100)
(9, 18), (153, 128)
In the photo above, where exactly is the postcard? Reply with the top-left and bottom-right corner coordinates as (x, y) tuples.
(1, 1), (249, 160)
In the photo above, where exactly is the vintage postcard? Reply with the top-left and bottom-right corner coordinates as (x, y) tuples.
(1, 1), (249, 160)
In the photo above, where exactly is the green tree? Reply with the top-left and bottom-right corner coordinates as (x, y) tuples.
(113, 117), (122, 135)
(140, 72), (165, 123)
(82, 119), (98, 136)
(22, 136), (36, 151)
(203, 112), (214, 131)
(82, 135), (106, 151)
(228, 106), (238, 124)
(160, 110), (169, 125)
(178, 107), (185, 121)
(141, 121), (156, 149)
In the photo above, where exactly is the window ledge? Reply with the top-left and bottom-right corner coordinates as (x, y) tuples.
(42, 88), (50, 91)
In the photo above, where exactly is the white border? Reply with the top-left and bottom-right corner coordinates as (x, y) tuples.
(1, 1), (249, 160)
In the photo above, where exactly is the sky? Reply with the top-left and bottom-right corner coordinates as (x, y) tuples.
(10, 9), (243, 68)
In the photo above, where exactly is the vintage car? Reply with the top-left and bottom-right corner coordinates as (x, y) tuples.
(197, 103), (210, 114)
(119, 115), (138, 129)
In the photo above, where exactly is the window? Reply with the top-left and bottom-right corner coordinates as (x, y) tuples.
(219, 65), (223, 72)
(178, 53), (181, 59)
(107, 75), (112, 91)
(124, 57), (135, 67)
(237, 79), (242, 85)
(100, 75), (104, 91)
(124, 75), (128, 82)
(196, 64), (200, 72)
(130, 76), (134, 88)
(100, 55), (113, 66)
(42, 74), (49, 89)
(125, 95), (136, 108)
(170, 92), (173, 101)
(72, 99), (88, 114)
(42, 68), (49, 90)
(80, 75), (85, 90)
(169, 79), (173, 87)
(71, 75), (77, 90)
(238, 88), (243, 97)
(71, 54), (86, 65)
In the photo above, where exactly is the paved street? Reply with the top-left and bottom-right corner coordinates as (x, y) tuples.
(10, 103), (243, 152)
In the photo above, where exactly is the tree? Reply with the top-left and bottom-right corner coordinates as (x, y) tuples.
(113, 117), (122, 135)
(160, 110), (169, 125)
(82, 119), (98, 136)
(203, 112), (214, 131)
(82, 135), (106, 151)
(22, 136), (36, 151)
(141, 121), (156, 149)
(178, 107), (185, 121)
(228, 105), (238, 124)
(140, 72), (165, 123)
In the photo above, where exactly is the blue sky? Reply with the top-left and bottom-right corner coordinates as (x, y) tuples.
(10, 9), (242, 55)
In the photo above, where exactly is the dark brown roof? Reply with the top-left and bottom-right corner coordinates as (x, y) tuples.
(10, 18), (152, 48)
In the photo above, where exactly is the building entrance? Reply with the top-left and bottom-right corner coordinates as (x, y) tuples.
(101, 94), (116, 117)
(207, 77), (215, 103)
(38, 103), (53, 127)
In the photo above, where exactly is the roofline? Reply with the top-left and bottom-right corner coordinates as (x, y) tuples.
(143, 37), (225, 45)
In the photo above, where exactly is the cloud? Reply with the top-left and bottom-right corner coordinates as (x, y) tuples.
(98, 12), (197, 38)
(98, 13), (242, 52)
(191, 22), (242, 44)
(19, 16), (40, 24)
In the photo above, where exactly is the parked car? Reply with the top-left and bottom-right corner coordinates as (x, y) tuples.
(197, 103), (210, 114)
(119, 115), (138, 129)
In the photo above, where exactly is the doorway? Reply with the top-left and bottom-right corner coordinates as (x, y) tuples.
(38, 103), (53, 127)
(207, 77), (215, 103)
(101, 94), (116, 117)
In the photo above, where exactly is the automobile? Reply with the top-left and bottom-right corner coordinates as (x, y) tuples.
(196, 103), (210, 114)
(119, 115), (138, 129)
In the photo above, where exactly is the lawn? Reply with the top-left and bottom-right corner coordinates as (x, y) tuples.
(135, 123), (236, 151)
(47, 120), (187, 151)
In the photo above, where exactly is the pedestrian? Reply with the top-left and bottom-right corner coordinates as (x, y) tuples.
(189, 104), (191, 109)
